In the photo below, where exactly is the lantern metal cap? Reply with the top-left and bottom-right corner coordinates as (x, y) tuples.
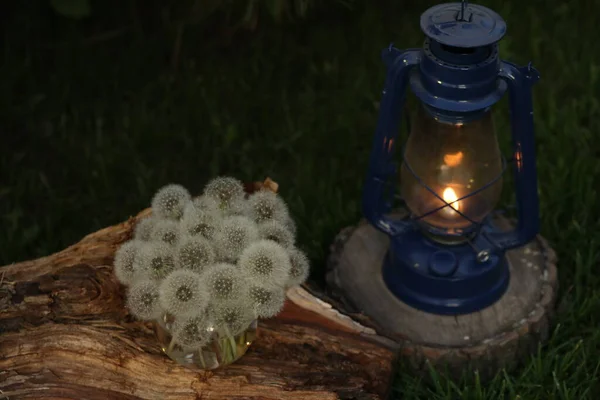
(420, 1), (507, 48)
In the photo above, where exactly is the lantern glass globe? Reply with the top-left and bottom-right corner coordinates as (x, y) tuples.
(400, 105), (503, 237)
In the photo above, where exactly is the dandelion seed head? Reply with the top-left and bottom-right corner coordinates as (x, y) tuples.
(175, 236), (215, 273)
(238, 240), (291, 288)
(134, 217), (156, 241)
(126, 280), (161, 320)
(173, 314), (212, 350)
(114, 240), (142, 285)
(151, 219), (181, 246)
(180, 206), (220, 240)
(214, 216), (259, 261)
(203, 263), (247, 302)
(258, 220), (295, 248)
(159, 270), (208, 317)
(212, 301), (255, 337)
(135, 242), (176, 281)
(151, 184), (192, 220)
(282, 215), (297, 236)
(286, 247), (310, 287)
(222, 197), (250, 217)
(191, 195), (220, 214)
(248, 190), (289, 223)
(248, 285), (286, 318)
(203, 177), (245, 211)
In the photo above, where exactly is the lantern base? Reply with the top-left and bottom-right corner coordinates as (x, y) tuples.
(382, 219), (510, 315)
(326, 212), (558, 381)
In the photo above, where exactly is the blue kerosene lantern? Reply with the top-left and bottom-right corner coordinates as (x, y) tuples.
(363, 0), (540, 315)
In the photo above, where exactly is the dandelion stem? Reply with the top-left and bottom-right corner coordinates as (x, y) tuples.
(229, 335), (237, 360)
(223, 326), (238, 362)
(167, 335), (177, 354)
(209, 338), (221, 364)
(198, 348), (207, 369)
(216, 333), (230, 364)
(219, 336), (231, 364)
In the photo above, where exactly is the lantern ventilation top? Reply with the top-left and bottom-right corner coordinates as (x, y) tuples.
(420, 1), (507, 48)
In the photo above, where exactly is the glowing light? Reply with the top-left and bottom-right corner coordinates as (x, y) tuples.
(443, 151), (464, 167)
(515, 149), (523, 170)
(387, 138), (394, 153)
(441, 187), (460, 218)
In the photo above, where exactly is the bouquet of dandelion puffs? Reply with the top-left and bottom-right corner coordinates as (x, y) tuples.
(112, 177), (309, 368)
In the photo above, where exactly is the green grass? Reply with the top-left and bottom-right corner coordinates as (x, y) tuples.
(1, 0), (600, 398)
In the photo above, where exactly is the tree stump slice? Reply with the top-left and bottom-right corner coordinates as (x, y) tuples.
(0, 207), (399, 400)
(326, 214), (558, 380)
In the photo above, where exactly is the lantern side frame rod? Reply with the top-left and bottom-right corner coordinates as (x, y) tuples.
(362, 47), (421, 237)
(487, 61), (541, 250)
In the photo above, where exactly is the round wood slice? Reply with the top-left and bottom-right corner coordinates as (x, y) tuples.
(326, 214), (558, 380)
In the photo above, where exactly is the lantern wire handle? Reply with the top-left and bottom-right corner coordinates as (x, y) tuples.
(458, 0), (469, 21)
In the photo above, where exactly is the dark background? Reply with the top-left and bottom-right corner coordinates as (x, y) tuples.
(1, 0), (599, 398)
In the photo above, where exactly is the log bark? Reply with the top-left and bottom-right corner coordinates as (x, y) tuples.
(0, 210), (398, 399)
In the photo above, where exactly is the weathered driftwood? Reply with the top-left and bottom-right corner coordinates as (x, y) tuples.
(326, 213), (558, 380)
(0, 198), (399, 399)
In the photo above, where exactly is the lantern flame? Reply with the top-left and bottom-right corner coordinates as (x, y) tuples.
(441, 187), (460, 217)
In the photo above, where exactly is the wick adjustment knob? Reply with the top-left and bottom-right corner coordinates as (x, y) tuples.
(429, 250), (458, 277)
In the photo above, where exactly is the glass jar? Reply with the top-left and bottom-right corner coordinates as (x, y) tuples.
(154, 314), (259, 370)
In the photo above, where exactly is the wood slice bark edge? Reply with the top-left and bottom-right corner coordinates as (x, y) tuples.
(326, 216), (558, 381)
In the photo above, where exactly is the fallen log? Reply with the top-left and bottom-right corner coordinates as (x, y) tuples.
(0, 208), (398, 400)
